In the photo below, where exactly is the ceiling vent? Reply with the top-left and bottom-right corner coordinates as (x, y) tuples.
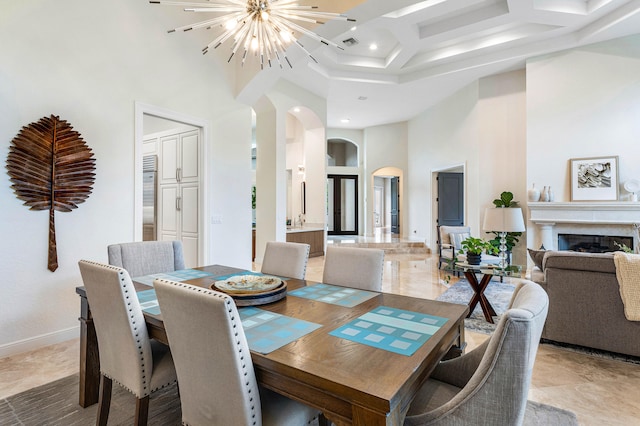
(342, 37), (359, 47)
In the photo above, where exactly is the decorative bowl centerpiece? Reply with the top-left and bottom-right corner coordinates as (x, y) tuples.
(212, 274), (287, 306)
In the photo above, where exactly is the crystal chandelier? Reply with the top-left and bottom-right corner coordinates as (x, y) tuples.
(150, 0), (354, 68)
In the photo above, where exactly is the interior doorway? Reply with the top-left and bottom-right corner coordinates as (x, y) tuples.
(134, 102), (209, 267)
(432, 164), (465, 250)
(327, 174), (358, 235)
(437, 172), (464, 227)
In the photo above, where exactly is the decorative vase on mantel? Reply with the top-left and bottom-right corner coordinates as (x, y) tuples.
(547, 186), (555, 202)
(528, 183), (540, 202)
(540, 186), (550, 202)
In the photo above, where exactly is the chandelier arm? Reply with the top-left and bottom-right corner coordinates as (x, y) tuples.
(263, 20), (288, 67)
(281, 12), (353, 23)
(169, 13), (242, 32)
(150, 1), (241, 7)
(203, 12), (251, 53)
(185, 7), (252, 12)
(270, 15), (342, 49)
(241, 18), (260, 66)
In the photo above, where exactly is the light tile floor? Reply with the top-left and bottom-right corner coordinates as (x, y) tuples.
(2, 236), (639, 424)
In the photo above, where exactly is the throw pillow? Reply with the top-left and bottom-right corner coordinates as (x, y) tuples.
(450, 232), (471, 252)
(528, 248), (546, 270)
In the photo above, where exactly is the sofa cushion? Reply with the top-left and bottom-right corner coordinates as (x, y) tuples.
(528, 249), (546, 270)
(542, 251), (616, 274)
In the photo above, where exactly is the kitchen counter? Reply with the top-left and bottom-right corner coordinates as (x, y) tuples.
(286, 226), (324, 233)
(285, 227), (324, 257)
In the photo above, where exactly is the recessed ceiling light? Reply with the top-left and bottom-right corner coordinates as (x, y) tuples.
(293, 107), (300, 112)
(351, 26), (357, 31)
(369, 43), (378, 51)
(341, 118), (350, 123)
(358, 96), (368, 101)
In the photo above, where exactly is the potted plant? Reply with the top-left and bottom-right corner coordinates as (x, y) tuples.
(459, 236), (498, 265)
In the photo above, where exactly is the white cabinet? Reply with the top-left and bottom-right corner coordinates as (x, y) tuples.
(155, 129), (200, 267)
(160, 131), (199, 185)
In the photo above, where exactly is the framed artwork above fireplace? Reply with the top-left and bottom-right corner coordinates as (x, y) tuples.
(570, 156), (619, 201)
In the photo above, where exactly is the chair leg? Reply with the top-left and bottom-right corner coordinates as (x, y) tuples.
(318, 413), (330, 426)
(96, 375), (112, 426)
(135, 395), (150, 426)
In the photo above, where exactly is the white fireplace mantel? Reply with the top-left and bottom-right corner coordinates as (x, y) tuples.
(529, 202), (640, 225)
(528, 202), (640, 250)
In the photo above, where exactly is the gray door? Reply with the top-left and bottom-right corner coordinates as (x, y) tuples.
(437, 172), (464, 226)
(391, 177), (400, 234)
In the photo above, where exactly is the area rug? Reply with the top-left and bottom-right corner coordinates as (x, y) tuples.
(436, 278), (516, 334)
(0, 374), (577, 425)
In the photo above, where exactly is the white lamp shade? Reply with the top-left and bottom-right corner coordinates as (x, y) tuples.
(483, 207), (526, 232)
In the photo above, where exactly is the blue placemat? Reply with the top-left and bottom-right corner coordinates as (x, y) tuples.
(288, 283), (378, 307)
(135, 290), (321, 354)
(329, 306), (449, 356)
(133, 269), (214, 286)
(137, 289), (160, 315)
(239, 307), (322, 354)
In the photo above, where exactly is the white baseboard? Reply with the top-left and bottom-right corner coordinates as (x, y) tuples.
(0, 326), (79, 359)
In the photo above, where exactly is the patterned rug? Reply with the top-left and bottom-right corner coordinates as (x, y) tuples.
(436, 278), (516, 334)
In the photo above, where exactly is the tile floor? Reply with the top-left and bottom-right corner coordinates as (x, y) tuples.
(1, 236), (639, 425)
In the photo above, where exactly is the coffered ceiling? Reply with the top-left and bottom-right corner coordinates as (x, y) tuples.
(180, 0), (640, 129)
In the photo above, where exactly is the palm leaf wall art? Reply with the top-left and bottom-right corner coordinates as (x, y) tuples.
(6, 115), (96, 272)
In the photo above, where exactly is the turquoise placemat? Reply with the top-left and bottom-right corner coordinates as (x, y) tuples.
(239, 307), (322, 354)
(133, 269), (214, 286)
(137, 289), (160, 315)
(135, 291), (321, 354)
(329, 306), (449, 356)
(288, 283), (378, 307)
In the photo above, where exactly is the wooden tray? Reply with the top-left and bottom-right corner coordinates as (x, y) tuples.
(210, 281), (287, 306)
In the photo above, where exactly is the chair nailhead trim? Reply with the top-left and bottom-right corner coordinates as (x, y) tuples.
(157, 278), (260, 422)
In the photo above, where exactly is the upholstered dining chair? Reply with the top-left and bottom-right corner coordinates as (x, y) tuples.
(322, 246), (385, 291)
(153, 279), (322, 426)
(107, 240), (185, 277)
(261, 241), (310, 279)
(77, 260), (177, 426)
(403, 280), (549, 426)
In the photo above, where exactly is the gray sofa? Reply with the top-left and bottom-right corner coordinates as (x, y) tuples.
(530, 250), (640, 358)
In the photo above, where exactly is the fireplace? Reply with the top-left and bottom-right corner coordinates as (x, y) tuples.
(558, 233), (633, 253)
(528, 202), (640, 254)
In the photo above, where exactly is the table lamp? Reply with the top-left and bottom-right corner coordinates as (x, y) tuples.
(483, 207), (526, 269)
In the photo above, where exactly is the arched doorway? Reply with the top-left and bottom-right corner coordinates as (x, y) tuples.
(372, 167), (403, 237)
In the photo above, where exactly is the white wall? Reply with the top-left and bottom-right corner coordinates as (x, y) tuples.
(526, 35), (640, 249)
(407, 82), (481, 248)
(0, 0), (252, 356)
(527, 36), (640, 202)
(364, 123), (409, 236)
(407, 70), (527, 262)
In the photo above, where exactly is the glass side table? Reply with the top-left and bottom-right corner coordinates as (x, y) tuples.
(451, 263), (524, 324)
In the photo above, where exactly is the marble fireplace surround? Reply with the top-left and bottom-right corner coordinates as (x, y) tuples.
(528, 202), (640, 251)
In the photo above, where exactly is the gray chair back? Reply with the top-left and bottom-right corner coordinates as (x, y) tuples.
(78, 260), (154, 397)
(322, 246), (384, 291)
(261, 241), (310, 279)
(108, 240), (185, 277)
(405, 280), (549, 425)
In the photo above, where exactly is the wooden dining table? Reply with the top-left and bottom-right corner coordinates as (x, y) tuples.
(76, 264), (468, 426)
